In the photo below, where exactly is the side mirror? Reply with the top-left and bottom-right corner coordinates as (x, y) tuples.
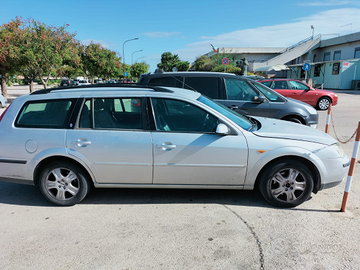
(252, 96), (265, 103)
(216, 123), (230, 135)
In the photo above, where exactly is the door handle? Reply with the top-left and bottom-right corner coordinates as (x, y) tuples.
(156, 142), (176, 151)
(230, 105), (238, 110)
(72, 139), (91, 147)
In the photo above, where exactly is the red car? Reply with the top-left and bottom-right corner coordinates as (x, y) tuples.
(258, 79), (338, 110)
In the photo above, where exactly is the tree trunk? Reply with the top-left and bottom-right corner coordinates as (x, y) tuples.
(0, 71), (8, 98)
(29, 80), (34, 93)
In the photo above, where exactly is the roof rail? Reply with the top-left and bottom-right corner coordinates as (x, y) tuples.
(30, 83), (174, 95)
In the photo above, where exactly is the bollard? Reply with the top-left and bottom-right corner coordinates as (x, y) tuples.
(325, 104), (332, 134)
(340, 122), (360, 212)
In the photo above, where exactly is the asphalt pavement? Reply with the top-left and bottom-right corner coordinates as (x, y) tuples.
(0, 85), (360, 270)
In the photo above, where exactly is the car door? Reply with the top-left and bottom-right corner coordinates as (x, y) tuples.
(219, 78), (270, 117)
(150, 97), (248, 186)
(66, 98), (153, 184)
(287, 80), (317, 106)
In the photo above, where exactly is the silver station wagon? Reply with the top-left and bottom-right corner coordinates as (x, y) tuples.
(0, 85), (350, 207)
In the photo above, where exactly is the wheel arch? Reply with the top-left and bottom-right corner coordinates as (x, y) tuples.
(33, 156), (94, 187)
(254, 155), (321, 193)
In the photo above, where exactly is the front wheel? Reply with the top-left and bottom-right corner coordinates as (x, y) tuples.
(317, 97), (331, 110)
(39, 161), (90, 206)
(258, 160), (314, 207)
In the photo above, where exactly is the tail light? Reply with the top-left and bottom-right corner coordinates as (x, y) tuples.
(0, 104), (11, 122)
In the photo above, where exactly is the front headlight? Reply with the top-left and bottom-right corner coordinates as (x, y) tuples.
(331, 142), (345, 158)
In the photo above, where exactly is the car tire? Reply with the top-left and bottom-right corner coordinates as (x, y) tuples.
(39, 161), (90, 206)
(282, 116), (303, 125)
(258, 160), (314, 207)
(317, 97), (331, 110)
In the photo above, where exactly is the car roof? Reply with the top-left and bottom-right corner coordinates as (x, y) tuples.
(28, 84), (201, 100)
(142, 71), (240, 78)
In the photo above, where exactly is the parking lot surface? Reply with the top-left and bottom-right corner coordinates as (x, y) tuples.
(1, 86), (360, 270)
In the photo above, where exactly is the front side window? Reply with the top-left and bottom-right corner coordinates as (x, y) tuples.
(225, 78), (258, 101)
(251, 82), (285, 102)
(288, 81), (310, 90)
(79, 98), (143, 130)
(16, 99), (74, 128)
(151, 98), (218, 133)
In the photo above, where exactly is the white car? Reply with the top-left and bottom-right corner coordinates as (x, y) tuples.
(0, 84), (350, 207)
(78, 80), (91, 86)
(0, 94), (6, 108)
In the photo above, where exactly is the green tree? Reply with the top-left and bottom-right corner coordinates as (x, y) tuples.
(80, 42), (122, 82)
(174, 61), (190, 71)
(130, 61), (149, 81)
(157, 52), (180, 71)
(20, 19), (80, 92)
(0, 17), (24, 97)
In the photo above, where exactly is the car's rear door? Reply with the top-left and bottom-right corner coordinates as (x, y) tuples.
(66, 97), (153, 184)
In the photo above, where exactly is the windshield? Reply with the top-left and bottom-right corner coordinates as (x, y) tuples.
(197, 96), (253, 131)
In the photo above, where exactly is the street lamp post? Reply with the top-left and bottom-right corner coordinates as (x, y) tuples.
(135, 56), (145, 63)
(122, 38), (139, 77)
(131, 50), (143, 65)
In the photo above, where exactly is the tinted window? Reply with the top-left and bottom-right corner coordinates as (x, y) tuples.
(151, 98), (218, 133)
(224, 78), (258, 101)
(273, 81), (289, 89)
(16, 99), (74, 128)
(184, 77), (220, 99)
(261, 81), (272, 87)
(79, 98), (143, 130)
(148, 77), (182, 87)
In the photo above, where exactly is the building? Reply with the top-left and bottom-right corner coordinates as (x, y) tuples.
(204, 32), (360, 90)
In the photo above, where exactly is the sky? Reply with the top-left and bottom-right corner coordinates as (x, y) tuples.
(1, 0), (360, 73)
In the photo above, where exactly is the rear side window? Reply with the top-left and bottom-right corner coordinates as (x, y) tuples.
(184, 77), (220, 99)
(148, 76), (182, 87)
(16, 99), (74, 128)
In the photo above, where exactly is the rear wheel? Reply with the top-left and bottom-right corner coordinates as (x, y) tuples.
(258, 160), (314, 207)
(39, 161), (90, 206)
(317, 97), (331, 110)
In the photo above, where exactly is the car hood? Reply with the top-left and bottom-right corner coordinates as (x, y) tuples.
(252, 117), (336, 145)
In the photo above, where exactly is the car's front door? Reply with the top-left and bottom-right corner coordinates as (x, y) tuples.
(150, 98), (248, 186)
(219, 78), (271, 117)
(66, 98), (153, 184)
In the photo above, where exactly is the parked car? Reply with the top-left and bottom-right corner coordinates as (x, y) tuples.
(78, 80), (91, 86)
(107, 79), (117, 84)
(94, 79), (103, 84)
(60, 79), (72, 87)
(138, 72), (319, 128)
(71, 79), (80, 86)
(0, 84), (349, 207)
(258, 79), (338, 110)
(0, 94), (6, 108)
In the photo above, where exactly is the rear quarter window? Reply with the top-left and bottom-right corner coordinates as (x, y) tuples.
(147, 76), (183, 87)
(15, 99), (75, 128)
(184, 77), (220, 99)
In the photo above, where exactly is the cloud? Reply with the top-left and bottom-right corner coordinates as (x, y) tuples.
(81, 39), (115, 50)
(173, 8), (360, 64)
(142, 31), (181, 38)
(299, 1), (353, 6)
